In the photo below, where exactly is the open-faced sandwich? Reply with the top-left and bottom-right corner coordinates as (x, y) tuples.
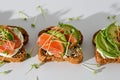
(0, 25), (29, 62)
(93, 23), (120, 64)
(37, 23), (83, 64)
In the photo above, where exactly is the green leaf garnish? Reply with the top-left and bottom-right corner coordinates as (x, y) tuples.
(36, 5), (45, 16)
(0, 70), (12, 74)
(24, 18), (27, 21)
(26, 53), (31, 59)
(31, 16), (37, 28)
(107, 16), (110, 19)
(26, 47), (34, 59)
(107, 15), (117, 21)
(68, 18), (73, 21)
(31, 63), (40, 69)
(76, 16), (80, 20)
(93, 70), (97, 74)
(31, 24), (36, 28)
(64, 30), (69, 35)
(26, 62), (45, 74)
(0, 28), (14, 41)
(68, 16), (80, 21)
(112, 15), (116, 19)
(82, 64), (98, 74)
(84, 63), (101, 67)
(18, 11), (29, 21)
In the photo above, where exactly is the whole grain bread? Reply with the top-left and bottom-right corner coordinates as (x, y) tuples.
(38, 26), (83, 64)
(0, 25), (29, 62)
(93, 30), (120, 64)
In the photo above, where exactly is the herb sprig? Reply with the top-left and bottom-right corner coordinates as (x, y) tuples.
(18, 11), (29, 21)
(81, 63), (102, 74)
(107, 15), (117, 23)
(81, 64), (98, 74)
(26, 62), (45, 74)
(26, 47), (34, 59)
(0, 28), (14, 41)
(68, 16), (80, 21)
(0, 70), (12, 75)
(36, 5), (45, 16)
(31, 16), (37, 28)
(83, 63), (101, 67)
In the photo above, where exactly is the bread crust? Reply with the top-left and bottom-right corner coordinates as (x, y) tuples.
(95, 50), (120, 64)
(0, 25), (29, 62)
(38, 26), (83, 64)
(0, 47), (26, 62)
(93, 30), (120, 64)
(9, 25), (29, 45)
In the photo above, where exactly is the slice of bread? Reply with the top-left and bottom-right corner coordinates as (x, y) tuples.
(0, 25), (29, 62)
(37, 26), (83, 64)
(93, 30), (120, 64)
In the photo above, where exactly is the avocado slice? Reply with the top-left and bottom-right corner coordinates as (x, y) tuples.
(96, 30), (120, 58)
(47, 30), (67, 42)
(58, 23), (81, 43)
(106, 23), (120, 46)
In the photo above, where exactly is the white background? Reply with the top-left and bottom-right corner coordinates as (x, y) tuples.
(0, 0), (120, 80)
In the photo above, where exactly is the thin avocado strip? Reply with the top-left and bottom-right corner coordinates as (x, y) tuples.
(58, 23), (81, 43)
(106, 23), (120, 46)
(96, 31), (118, 58)
(47, 30), (67, 42)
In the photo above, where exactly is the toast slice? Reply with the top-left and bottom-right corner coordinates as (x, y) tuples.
(93, 30), (120, 64)
(0, 25), (29, 62)
(37, 25), (83, 64)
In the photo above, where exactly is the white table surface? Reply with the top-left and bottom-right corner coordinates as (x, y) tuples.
(0, 0), (120, 80)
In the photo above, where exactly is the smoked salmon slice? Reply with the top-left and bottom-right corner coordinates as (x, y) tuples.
(37, 33), (64, 57)
(0, 41), (15, 55)
(5, 26), (22, 49)
(0, 26), (22, 55)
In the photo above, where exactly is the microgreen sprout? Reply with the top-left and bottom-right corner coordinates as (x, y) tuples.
(18, 11), (29, 21)
(81, 64), (98, 74)
(31, 24), (35, 28)
(64, 33), (73, 56)
(0, 70), (12, 75)
(36, 5), (45, 16)
(68, 18), (74, 21)
(93, 70), (97, 74)
(68, 16), (80, 21)
(107, 15), (117, 22)
(84, 63), (101, 67)
(26, 62), (45, 74)
(26, 53), (31, 59)
(31, 16), (37, 28)
(26, 47), (34, 59)
(76, 16), (80, 20)
(107, 16), (110, 19)
(0, 28), (14, 41)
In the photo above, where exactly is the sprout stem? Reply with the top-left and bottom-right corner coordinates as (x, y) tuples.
(81, 64), (98, 74)
(18, 11), (29, 21)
